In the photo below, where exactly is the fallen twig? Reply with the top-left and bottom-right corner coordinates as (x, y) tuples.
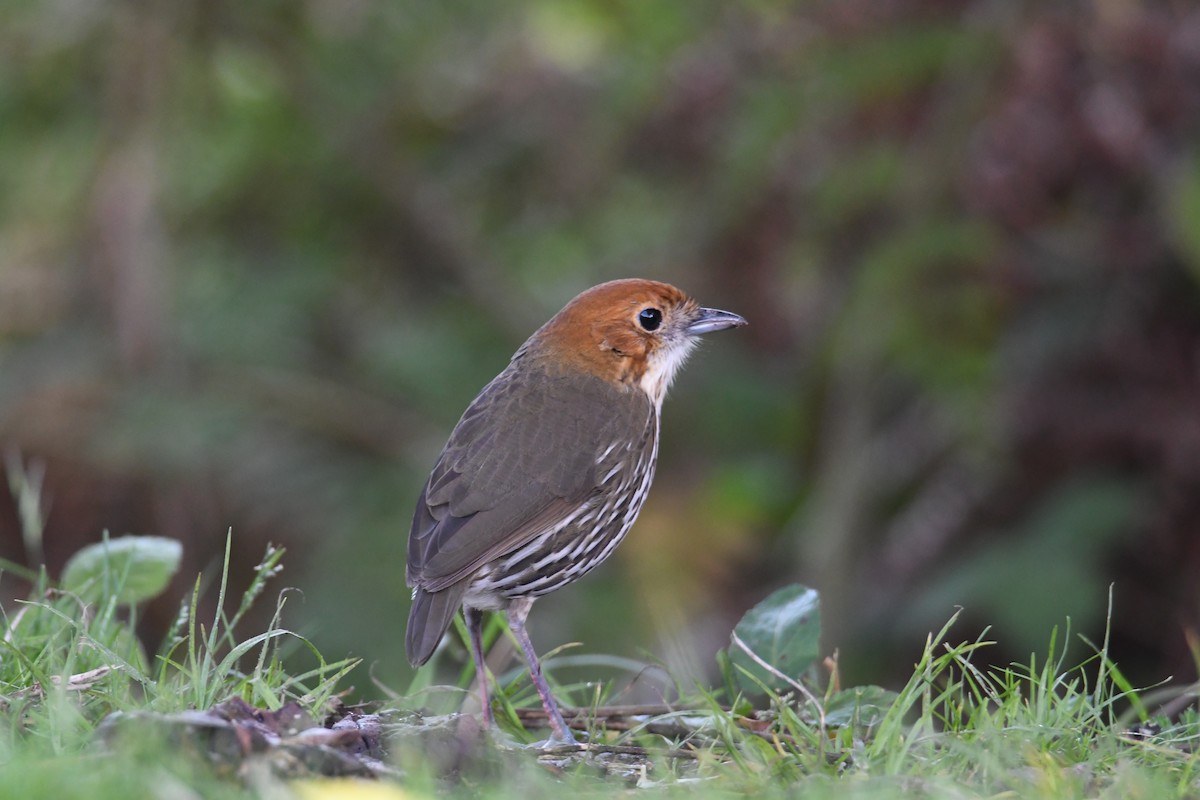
(534, 741), (703, 761)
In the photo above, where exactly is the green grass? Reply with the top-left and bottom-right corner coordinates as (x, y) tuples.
(0, 533), (356, 797)
(0, 528), (1197, 798)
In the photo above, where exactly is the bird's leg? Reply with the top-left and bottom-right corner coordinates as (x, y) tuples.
(464, 606), (494, 729)
(506, 597), (576, 744)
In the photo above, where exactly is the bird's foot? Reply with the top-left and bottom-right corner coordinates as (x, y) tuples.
(526, 728), (584, 750)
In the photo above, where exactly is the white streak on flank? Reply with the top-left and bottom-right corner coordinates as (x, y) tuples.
(497, 505), (584, 572)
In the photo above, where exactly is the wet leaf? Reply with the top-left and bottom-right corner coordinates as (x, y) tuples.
(62, 535), (183, 605)
(729, 584), (821, 694)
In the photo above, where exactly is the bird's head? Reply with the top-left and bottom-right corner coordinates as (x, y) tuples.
(528, 279), (747, 407)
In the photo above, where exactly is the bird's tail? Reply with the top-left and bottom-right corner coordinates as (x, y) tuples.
(406, 582), (469, 666)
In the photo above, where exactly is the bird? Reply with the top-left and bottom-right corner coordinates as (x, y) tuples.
(405, 278), (746, 743)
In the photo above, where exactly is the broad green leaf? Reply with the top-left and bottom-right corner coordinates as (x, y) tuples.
(729, 584), (821, 694)
(62, 536), (183, 606)
(823, 685), (901, 732)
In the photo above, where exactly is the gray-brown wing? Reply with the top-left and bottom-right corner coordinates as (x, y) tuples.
(406, 363), (652, 592)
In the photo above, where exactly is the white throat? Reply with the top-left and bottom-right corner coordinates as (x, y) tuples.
(638, 338), (698, 409)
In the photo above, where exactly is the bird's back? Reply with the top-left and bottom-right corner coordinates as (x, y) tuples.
(405, 357), (655, 664)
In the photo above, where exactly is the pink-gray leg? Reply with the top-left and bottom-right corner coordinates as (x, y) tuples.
(506, 597), (575, 744)
(463, 606), (494, 730)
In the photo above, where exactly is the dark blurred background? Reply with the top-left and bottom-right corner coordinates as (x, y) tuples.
(2, 0), (1199, 699)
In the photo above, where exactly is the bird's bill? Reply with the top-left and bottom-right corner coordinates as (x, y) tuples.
(686, 307), (748, 335)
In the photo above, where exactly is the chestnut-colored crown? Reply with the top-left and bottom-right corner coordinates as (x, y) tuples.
(522, 279), (737, 405)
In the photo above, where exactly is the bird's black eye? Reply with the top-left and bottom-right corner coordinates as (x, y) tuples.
(638, 307), (662, 331)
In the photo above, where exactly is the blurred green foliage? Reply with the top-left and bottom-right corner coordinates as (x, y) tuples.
(2, 0), (1199, 696)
